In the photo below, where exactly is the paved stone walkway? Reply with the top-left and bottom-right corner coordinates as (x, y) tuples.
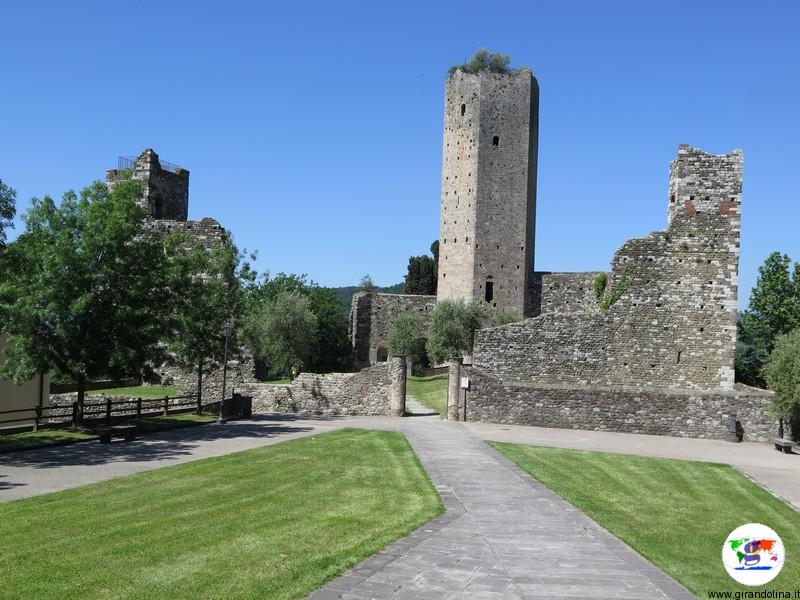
(309, 405), (693, 600)
(3, 400), (794, 598)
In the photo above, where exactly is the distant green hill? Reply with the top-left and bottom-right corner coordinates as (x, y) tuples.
(332, 283), (405, 312)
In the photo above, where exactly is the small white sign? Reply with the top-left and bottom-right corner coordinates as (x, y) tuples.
(460, 377), (470, 390)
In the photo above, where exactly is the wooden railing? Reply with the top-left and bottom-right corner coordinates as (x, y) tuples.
(0, 394), (199, 432)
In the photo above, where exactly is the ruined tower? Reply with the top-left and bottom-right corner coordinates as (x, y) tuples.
(106, 149), (189, 221)
(436, 69), (539, 316)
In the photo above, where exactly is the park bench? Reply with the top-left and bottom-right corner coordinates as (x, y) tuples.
(95, 425), (137, 444)
(773, 438), (795, 454)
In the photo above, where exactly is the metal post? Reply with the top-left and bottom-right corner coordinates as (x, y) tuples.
(163, 396), (169, 416)
(136, 397), (142, 417)
(106, 397), (112, 422)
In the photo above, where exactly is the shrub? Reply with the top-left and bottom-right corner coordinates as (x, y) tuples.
(449, 49), (513, 75)
(593, 273), (608, 302)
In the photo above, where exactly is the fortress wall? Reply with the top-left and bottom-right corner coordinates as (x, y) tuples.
(462, 365), (776, 442)
(142, 217), (227, 250)
(528, 271), (604, 317)
(474, 146), (741, 392)
(243, 364), (391, 416)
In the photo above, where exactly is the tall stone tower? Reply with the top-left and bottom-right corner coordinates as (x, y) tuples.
(106, 149), (189, 221)
(436, 68), (539, 316)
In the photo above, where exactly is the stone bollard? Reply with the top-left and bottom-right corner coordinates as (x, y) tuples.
(447, 357), (462, 421)
(389, 355), (407, 417)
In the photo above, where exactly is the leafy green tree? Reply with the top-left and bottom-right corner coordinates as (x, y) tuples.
(307, 286), (351, 372)
(737, 252), (800, 386)
(166, 236), (254, 406)
(0, 179), (15, 245)
(245, 273), (350, 373)
(426, 298), (487, 364)
(0, 180), (172, 424)
(762, 329), (800, 439)
(449, 49), (512, 75)
(388, 311), (427, 370)
(404, 240), (438, 295)
(241, 290), (318, 376)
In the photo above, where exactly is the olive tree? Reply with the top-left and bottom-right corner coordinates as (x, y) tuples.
(762, 328), (800, 439)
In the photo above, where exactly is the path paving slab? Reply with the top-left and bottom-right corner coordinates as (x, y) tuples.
(310, 406), (695, 599)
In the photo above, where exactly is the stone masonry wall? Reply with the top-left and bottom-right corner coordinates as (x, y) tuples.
(528, 271), (603, 317)
(473, 146), (742, 392)
(463, 366), (777, 442)
(107, 149), (189, 221)
(242, 364), (391, 416)
(142, 217), (226, 250)
(156, 354), (258, 405)
(350, 292), (436, 368)
(437, 69), (538, 316)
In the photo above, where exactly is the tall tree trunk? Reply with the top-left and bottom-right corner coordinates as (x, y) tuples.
(75, 377), (86, 428)
(196, 358), (204, 414)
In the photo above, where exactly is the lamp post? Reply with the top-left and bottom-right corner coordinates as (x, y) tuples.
(218, 320), (234, 425)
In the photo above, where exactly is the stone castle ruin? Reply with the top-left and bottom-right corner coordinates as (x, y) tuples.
(106, 149), (226, 248)
(105, 149), (252, 399)
(351, 67), (776, 440)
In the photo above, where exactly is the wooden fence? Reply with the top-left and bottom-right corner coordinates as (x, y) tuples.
(0, 394), (199, 433)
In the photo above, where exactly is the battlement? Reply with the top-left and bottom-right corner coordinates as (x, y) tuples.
(106, 148), (189, 221)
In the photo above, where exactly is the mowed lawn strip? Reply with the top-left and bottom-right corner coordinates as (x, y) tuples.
(0, 428), (442, 599)
(492, 442), (800, 596)
(406, 374), (447, 415)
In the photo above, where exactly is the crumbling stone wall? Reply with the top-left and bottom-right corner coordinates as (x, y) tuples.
(143, 217), (226, 249)
(474, 146), (741, 392)
(242, 364), (391, 416)
(462, 365), (776, 442)
(437, 69), (538, 316)
(350, 292), (436, 368)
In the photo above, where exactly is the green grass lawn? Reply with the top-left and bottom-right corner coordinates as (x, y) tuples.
(0, 413), (215, 453)
(493, 443), (800, 597)
(0, 428), (443, 599)
(88, 385), (179, 398)
(406, 374), (447, 415)
(264, 377), (291, 385)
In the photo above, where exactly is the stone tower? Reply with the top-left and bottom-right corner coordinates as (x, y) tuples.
(436, 68), (539, 316)
(106, 149), (189, 221)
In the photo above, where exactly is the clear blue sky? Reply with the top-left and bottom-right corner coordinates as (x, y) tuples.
(2, 1), (798, 307)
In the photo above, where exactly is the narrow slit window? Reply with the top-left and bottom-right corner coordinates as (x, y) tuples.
(485, 281), (494, 303)
(492, 135), (499, 146)
(460, 103), (466, 116)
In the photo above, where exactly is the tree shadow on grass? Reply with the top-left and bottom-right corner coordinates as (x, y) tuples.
(0, 419), (315, 469)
